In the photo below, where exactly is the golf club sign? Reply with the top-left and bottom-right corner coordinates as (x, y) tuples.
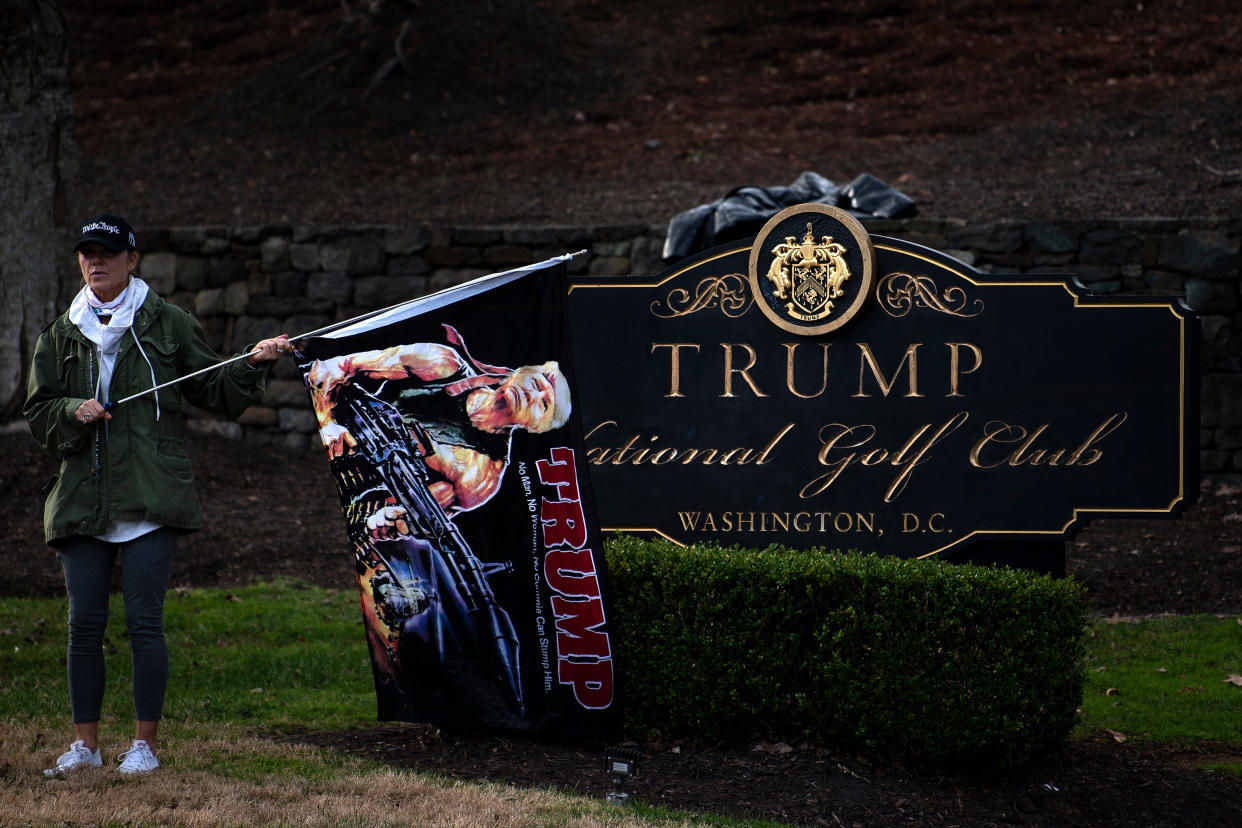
(568, 204), (1198, 571)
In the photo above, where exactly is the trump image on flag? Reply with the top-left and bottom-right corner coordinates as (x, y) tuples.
(294, 257), (615, 733)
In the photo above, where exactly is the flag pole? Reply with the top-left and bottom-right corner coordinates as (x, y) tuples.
(107, 251), (586, 410)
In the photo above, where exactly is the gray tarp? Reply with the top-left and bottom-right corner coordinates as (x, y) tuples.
(662, 171), (916, 264)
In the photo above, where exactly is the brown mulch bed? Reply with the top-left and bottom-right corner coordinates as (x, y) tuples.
(64, 0), (1242, 228)
(3, 429), (1241, 827)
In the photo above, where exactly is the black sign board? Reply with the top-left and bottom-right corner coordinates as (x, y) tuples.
(567, 205), (1199, 573)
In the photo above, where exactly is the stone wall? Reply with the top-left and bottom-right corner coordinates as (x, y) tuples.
(131, 218), (1241, 472)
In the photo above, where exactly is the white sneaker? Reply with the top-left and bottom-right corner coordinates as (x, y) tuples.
(116, 739), (159, 775)
(43, 739), (103, 777)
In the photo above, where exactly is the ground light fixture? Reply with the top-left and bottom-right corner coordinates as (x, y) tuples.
(603, 746), (641, 804)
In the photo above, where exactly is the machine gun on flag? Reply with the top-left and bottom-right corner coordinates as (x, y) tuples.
(335, 382), (526, 717)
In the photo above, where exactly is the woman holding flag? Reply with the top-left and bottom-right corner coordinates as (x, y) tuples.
(23, 213), (289, 776)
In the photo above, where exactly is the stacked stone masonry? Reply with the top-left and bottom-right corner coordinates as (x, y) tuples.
(130, 218), (1242, 472)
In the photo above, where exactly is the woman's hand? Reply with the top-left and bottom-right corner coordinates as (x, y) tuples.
(75, 399), (111, 426)
(247, 335), (291, 366)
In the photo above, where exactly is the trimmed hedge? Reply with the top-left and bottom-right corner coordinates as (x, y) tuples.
(604, 537), (1087, 768)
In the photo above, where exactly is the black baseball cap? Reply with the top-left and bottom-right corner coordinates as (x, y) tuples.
(74, 213), (138, 253)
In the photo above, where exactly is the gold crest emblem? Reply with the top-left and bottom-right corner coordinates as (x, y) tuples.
(748, 203), (875, 336)
(765, 222), (852, 322)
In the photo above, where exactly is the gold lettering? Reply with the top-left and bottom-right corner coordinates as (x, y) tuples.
(679, 448), (716, 464)
(649, 447), (680, 464)
(1029, 448), (1067, 466)
(970, 413), (1127, 469)
(586, 426), (653, 465)
(784, 342), (832, 399)
(1067, 413), (1127, 466)
(970, 420), (1025, 469)
(651, 343), (700, 398)
(902, 513), (948, 533)
(585, 420), (616, 440)
(861, 448), (888, 465)
(885, 413), (968, 502)
(654, 341), (986, 400)
(891, 423), (934, 466)
(584, 421), (790, 468)
(1007, 424), (1051, 466)
(854, 343), (924, 398)
(611, 434), (644, 464)
(947, 343), (983, 397)
(800, 423), (877, 498)
(801, 416), (966, 502)
(676, 510), (884, 535)
(756, 423), (794, 465)
(721, 343), (767, 398)
(630, 435), (660, 464)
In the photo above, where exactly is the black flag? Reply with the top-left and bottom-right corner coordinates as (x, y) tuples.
(296, 258), (615, 733)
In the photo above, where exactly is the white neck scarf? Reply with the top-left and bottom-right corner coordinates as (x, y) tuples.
(84, 284), (130, 317)
(68, 276), (154, 407)
(70, 277), (149, 353)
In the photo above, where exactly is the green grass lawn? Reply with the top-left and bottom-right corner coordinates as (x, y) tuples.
(1, 580), (771, 827)
(0, 578), (377, 732)
(1077, 613), (1242, 748)
(4, 582), (1239, 748)
(1, 581), (1238, 826)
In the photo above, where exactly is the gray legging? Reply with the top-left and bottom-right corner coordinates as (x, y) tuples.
(56, 528), (177, 723)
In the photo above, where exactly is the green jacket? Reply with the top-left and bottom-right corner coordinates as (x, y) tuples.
(24, 290), (268, 545)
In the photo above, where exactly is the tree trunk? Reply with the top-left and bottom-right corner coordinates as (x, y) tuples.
(0, 0), (79, 419)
